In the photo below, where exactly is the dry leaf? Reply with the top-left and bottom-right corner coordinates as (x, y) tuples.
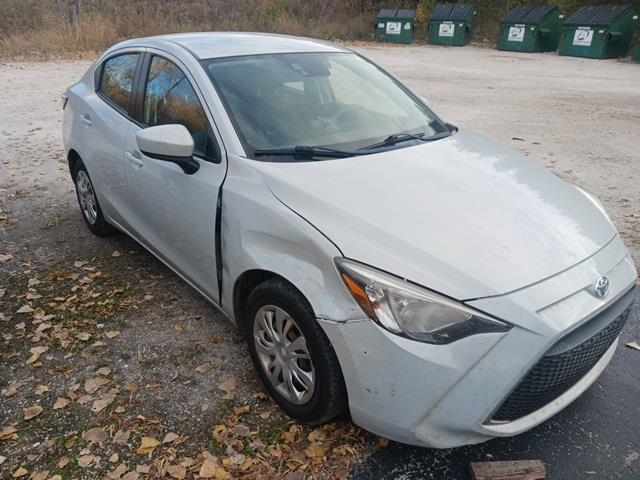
(83, 427), (108, 444)
(34, 384), (50, 395)
(4, 379), (30, 397)
(91, 392), (116, 413)
(31, 471), (49, 480)
(84, 377), (109, 394)
(136, 436), (160, 455)
(77, 454), (96, 468)
(97, 367), (112, 376)
(198, 459), (218, 478)
(76, 332), (91, 341)
(113, 429), (131, 444)
(57, 456), (69, 468)
(108, 464), (128, 478)
(195, 362), (211, 374)
(12, 466), (28, 477)
(24, 405), (43, 420)
(53, 397), (70, 410)
(105, 331), (120, 339)
(167, 464), (186, 479)
(305, 443), (327, 458)
(112, 250), (122, 257)
(0, 253), (13, 263)
(626, 341), (640, 351)
(109, 453), (119, 463)
(162, 432), (179, 444)
(377, 436), (390, 448)
(234, 405), (250, 416)
(0, 455), (6, 465)
(26, 346), (48, 365)
(16, 305), (33, 314)
(218, 377), (236, 399)
(259, 411), (271, 420)
(0, 425), (18, 441)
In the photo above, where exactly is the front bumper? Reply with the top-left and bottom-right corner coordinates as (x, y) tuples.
(320, 236), (637, 448)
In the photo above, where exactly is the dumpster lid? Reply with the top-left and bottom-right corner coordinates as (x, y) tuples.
(503, 4), (558, 24)
(431, 3), (476, 22)
(564, 4), (633, 26)
(396, 9), (417, 20)
(377, 8), (398, 19)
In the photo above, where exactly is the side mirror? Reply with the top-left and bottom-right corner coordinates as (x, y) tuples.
(136, 124), (199, 174)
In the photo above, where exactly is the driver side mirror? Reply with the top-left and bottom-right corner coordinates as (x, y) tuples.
(136, 124), (199, 175)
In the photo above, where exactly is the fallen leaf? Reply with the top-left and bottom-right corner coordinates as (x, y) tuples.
(377, 436), (390, 448)
(304, 443), (327, 458)
(97, 367), (112, 376)
(195, 362), (211, 374)
(53, 397), (71, 410)
(198, 459), (218, 478)
(218, 377), (236, 399)
(136, 436), (160, 455)
(112, 250), (122, 257)
(34, 384), (50, 395)
(122, 472), (139, 480)
(74, 260), (88, 268)
(0, 425), (18, 441)
(84, 377), (109, 394)
(167, 464), (186, 479)
(0, 253), (13, 263)
(234, 405), (250, 416)
(259, 411), (271, 420)
(83, 427), (108, 444)
(109, 453), (119, 463)
(77, 454), (96, 468)
(31, 471), (49, 480)
(92, 392), (116, 413)
(16, 305), (33, 314)
(76, 332), (91, 341)
(26, 346), (48, 365)
(162, 432), (179, 444)
(113, 429), (131, 444)
(0, 455), (6, 465)
(105, 331), (120, 339)
(108, 464), (128, 479)
(626, 341), (640, 351)
(23, 405), (43, 420)
(12, 466), (28, 477)
(57, 456), (69, 468)
(4, 379), (30, 397)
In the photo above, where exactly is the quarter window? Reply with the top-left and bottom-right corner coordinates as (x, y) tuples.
(143, 56), (216, 158)
(98, 54), (139, 112)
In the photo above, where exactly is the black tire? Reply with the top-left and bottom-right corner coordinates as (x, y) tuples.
(245, 277), (348, 425)
(72, 159), (118, 237)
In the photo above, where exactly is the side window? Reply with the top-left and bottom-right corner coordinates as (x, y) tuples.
(98, 54), (139, 112)
(143, 56), (217, 159)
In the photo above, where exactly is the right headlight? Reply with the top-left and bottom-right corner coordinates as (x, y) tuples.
(336, 258), (511, 344)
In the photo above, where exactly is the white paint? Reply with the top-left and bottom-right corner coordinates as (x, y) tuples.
(439, 22), (455, 37)
(573, 28), (594, 46)
(508, 26), (525, 42)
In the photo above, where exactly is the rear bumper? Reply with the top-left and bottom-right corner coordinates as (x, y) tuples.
(320, 237), (637, 448)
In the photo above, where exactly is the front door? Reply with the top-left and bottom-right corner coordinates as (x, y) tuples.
(124, 53), (226, 301)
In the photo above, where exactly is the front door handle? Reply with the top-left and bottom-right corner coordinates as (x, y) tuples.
(126, 150), (143, 168)
(80, 113), (92, 127)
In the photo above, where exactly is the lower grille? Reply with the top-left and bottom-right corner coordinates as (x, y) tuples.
(492, 306), (630, 422)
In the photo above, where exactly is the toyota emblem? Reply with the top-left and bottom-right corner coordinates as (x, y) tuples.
(594, 276), (610, 298)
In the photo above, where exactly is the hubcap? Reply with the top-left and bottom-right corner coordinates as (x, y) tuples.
(76, 170), (97, 225)
(253, 305), (315, 405)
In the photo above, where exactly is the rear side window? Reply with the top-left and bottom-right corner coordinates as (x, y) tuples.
(98, 54), (139, 112)
(142, 56), (216, 158)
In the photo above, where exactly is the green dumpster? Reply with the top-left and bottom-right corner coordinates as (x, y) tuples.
(634, 44), (640, 61)
(428, 3), (477, 46)
(498, 5), (564, 53)
(375, 8), (416, 44)
(559, 4), (639, 59)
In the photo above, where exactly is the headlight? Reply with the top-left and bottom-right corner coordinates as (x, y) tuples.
(335, 258), (511, 344)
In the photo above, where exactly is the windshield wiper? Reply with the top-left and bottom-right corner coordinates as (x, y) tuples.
(358, 131), (451, 151)
(253, 145), (360, 159)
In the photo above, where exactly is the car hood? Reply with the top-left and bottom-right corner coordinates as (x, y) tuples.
(253, 130), (616, 300)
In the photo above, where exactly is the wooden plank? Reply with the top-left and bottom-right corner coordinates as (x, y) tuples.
(469, 460), (546, 480)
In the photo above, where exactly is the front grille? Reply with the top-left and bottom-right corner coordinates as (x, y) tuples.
(492, 307), (630, 422)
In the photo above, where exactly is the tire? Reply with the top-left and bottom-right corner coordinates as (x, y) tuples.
(245, 278), (347, 425)
(73, 160), (117, 237)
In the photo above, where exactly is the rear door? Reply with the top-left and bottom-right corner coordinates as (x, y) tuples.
(81, 50), (144, 229)
(123, 51), (226, 301)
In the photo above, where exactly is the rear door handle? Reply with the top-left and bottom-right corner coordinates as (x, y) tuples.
(126, 150), (143, 168)
(80, 113), (92, 126)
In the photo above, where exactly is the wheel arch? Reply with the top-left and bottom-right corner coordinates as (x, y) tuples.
(67, 148), (82, 180)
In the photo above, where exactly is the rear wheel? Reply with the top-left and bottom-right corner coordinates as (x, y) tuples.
(73, 160), (117, 236)
(245, 278), (347, 425)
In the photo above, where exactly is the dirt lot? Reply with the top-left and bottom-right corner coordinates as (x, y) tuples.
(1, 44), (639, 480)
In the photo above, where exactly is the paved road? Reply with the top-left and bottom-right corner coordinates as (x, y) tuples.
(352, 299), (640, 480)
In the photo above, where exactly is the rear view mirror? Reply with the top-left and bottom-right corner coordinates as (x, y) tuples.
(136, 124), (199, 174)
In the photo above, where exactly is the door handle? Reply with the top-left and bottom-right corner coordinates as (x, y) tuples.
(80, 113), (92, 127)
(126, 151), (143, 168)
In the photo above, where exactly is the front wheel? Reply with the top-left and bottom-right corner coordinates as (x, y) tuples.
(245, 278), (347, 425)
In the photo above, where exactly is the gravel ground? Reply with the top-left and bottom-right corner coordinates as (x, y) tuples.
(1, 43), (639, 479)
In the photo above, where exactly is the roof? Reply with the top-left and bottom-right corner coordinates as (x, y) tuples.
(431, 3), (476, 22)
(564, 4), (633, 26)
(503, 4), (558, 24)
(120, 32), (349, 60)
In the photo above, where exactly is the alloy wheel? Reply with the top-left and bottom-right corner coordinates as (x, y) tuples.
(76, 170), (97, 225)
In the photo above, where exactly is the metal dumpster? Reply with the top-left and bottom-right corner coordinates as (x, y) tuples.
(428, 3), (477, 46)
(376, 8), (416, 44)
(559, 4), (639, 59)
(634, 44), (640, 61)
(498, 5), (564, 53)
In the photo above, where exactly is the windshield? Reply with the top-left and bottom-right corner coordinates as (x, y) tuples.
(202, 52), (449, 160)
